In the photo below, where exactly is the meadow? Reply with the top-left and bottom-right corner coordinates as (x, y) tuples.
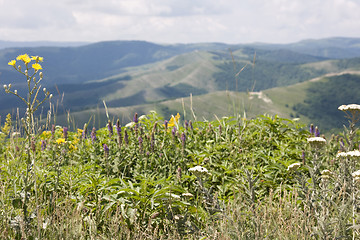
(2, 54), (360, 239)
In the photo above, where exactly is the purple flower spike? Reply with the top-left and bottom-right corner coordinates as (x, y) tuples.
(82, 123), (87, 139)
(315, 126), (320, 137)
(172, 126), (177, 136)
(309, 124), (314, 135)
(51, 124), (55, 138)
(181, 132), (186, 143)
(164, 120), (169, 130)
(108, 120), (113, 137)
(63, 127), (68, 140)
(124, 129), (129, 145)
(138, 136), (143, 144)
(91, 127), (97, 143)
(184, 120), (189, 130)
(116, 119), (121, 136)
(103, 144), (109, 157)
(133, 113), (138, 124)
(189, 120), (193, 130)
(41, 140), (46, 151)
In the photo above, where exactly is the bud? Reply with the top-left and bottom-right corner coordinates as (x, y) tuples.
(43, 88), (46, 92)
(14, 90), (17, 95)
(8, 84), (11, 89)
(49, 94), (53, 100)
(39, 72), (43, 78)
(3, 85), (6, 89)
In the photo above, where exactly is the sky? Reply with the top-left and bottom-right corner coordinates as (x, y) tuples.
(0, 0), (359, 44)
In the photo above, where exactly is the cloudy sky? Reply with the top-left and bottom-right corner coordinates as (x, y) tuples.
(0, 0), (359, 44)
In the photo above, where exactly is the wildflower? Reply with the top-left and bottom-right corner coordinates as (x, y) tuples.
(32, 63), (42, 71)
(8, 60), (16, 67)
(164, 120), (169, 130)
(16, 54), (31, 64)
(307, 137), (326, 148)
(124, 129), (129, 145)
(189, 120), (193, 130)
(168, 113), (180, 128)
(107, 120), (113, 137)
(314, 126), (320, 137)
(103, 144), (109, 157)
(287, 162), (301, 172)
(309, 124), (314, 135)
(337, 150), (360, 159)
(184, 120), (189, 130)
(336, 151), (348, 158)
(138, 136), (143, 144)
(56, 138), (66, 144)
(188, 165), (209, 177)
(301, 150), (306, 165)
(31, 56), (43, 62)
(181, 132), (186, 147)
(352, 170), (360, 181)
(116, 119), (121, 136)
(133, 112), (138, 124)
(338, 104), (360, 112)
(125, 121), (135, 128)
(91, 127), (96, 143)
(171, 126), (177, 136)
(41, 140), (46, 151)
(51, 124), (55, 138)
(63, 127), (68, 140)
(82, 123), (87, 139)
(138, 115), (147, 121)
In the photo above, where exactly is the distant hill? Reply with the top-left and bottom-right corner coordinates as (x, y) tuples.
(1, 37), (360, 129)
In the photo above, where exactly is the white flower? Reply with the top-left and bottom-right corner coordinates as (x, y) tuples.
(352, 170), (360, 178)
(138, 115), (147, 121)
(307, 137), (326, 148)
(125, 122), (135, 128)
(346, 150), (360, 159)
(188, 165), (209, 176)
(338, 104), (360, 112)
(287, 162), (301, 172)
(336, 150), (360, 159)
(336, 151), (348, 158)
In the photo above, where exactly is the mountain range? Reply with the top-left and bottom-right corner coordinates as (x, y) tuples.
(1, 37), (360, 131)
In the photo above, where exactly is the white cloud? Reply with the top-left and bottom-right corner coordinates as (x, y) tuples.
(0, 0), (359, 43)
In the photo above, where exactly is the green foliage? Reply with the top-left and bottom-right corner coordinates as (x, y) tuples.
(0, 110), (312, 238)
(294, 74), (360, 130)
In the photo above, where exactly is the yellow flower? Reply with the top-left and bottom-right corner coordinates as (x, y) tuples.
(56, 138), (66, 144)
(8, 60), (16, 67)
(31, 56), (43, 62)
(69, 144), (77, 152)
(77, 129), (83, 136)
(168, 113), (180, 128)
(16, 54), (31, 64)
(32, 63), (42, 71)
(41, 131), (52, 139)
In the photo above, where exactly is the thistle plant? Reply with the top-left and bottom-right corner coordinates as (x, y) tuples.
(4, 54), (51, 232)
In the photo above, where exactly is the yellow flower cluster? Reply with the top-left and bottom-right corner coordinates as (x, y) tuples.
(8, 53), (43, 71)
(168, 113), (180, 128)
(56, 138), (66, 144)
